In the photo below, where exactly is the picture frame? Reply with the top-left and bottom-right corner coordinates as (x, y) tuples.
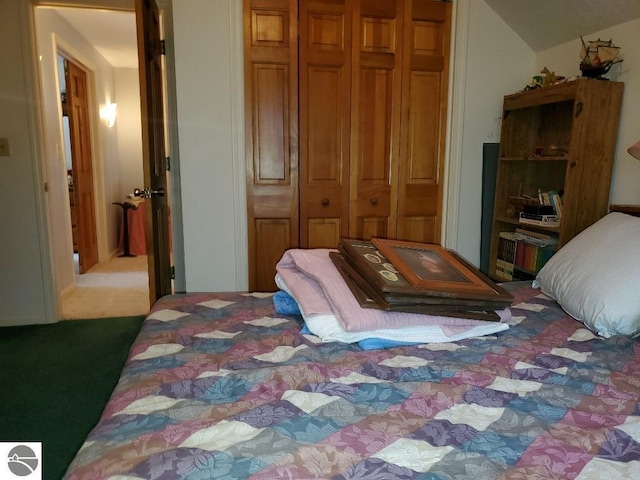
(370, 238), (511, 301)
(338, 238), (512, 306)
(329, 251), (502, 321)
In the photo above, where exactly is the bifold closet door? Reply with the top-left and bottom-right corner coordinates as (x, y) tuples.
(244, 0), (451, 291)
(396, 0), (451, 244)
(348, 0), (404, 240)
(299, 0), (353, 248)
(244, 0), (299, 291)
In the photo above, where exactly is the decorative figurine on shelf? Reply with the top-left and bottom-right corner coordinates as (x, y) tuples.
(524, 67), (566, 91)
(579, 37), (623, 79)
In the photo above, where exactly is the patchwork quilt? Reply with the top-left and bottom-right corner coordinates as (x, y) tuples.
(64, 283), (640, 479)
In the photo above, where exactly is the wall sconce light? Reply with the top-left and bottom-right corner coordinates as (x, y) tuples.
(628, 141), (640, 161)
(100, 102), (117, 128)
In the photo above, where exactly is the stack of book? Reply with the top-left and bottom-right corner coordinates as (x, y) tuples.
(518, 190), (563, 227)
(496, 229), (558, 280)
(495, 232), (518, 281)
(331, 238), (513, 322)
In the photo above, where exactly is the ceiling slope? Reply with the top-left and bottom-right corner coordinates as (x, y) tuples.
(484, 0), (640, 52)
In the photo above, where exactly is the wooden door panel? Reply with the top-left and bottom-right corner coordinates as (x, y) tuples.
(357, 217), (387, 240)
(403, 183), (438, 216)
(136, 0), (172, 301)
(396, 0), (451, 243)
(307, 218), (341, 248)
(245, 0), (298, 291)
(251, 9), (289, 46)
(349, 0), (402, 239)
(304, 186), (343, 216)
(358, 69), (393, 181)
(306, 67), (344, 183)
(406, 72), (440, 181)
(299, 0), (351, 248)
(252, 64), (291, 183)
(255, 219), (291, 290)
(66, 60), (98, 274)
(402, 216), (436, 243)
(361, 17), (395, 54)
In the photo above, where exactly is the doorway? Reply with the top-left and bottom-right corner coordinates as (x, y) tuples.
(34, 5), (153, 319)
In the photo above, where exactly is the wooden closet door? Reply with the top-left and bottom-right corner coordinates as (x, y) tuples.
(244, 0), (299, 291)
(299, 0), (353, 248)
(396, 0), (451, 243)
(348, 0), (404, 240)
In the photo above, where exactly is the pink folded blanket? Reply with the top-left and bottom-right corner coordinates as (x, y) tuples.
(275, 249), (510, 333)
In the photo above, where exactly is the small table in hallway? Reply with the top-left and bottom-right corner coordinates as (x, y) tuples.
(114, 200), (147, 257)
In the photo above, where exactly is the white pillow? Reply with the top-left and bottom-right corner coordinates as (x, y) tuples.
(534, 212), (640, 338)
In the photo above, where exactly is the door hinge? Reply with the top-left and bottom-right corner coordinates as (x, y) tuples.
(170, 266), (175, 280)
(160, 39), (166, 55)
(166, 156), (171, 171)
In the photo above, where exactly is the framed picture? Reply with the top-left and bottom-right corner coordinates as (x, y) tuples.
(329, 251), (502, 321)
(338, 239), (412, 294)
(371, 238), (509, 299)
(338, 238), (512, 306)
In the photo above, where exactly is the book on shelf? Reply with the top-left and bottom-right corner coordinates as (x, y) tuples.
(528, 190), (563, 218)
(496, 230), (558, 279)
(495, 232), (517, 281)
(519, 212), (560, 227)
(513, 228), (559, 247)
(514, 241), (556, 273)
(550, 192), (563, 218)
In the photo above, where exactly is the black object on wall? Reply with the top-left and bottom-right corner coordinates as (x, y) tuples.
(480, 143), (500, 275)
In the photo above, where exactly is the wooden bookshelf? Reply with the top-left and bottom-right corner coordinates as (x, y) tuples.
(489, 78), (623, 281)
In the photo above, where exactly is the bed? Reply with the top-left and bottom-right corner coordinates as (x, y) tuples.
(64, 214), (640, 479)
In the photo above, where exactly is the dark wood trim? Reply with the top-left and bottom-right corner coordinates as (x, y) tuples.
(609, 204), (640, 217)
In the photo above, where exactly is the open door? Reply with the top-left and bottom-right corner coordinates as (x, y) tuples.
(65, 58), (98, 274)
(136, 0), (172, 303)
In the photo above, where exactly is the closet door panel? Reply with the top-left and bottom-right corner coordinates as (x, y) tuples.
(397, 0), (450, 243)
(253, 64), (291, 182)
(299, 0), (352, 248)
(254, 219), (292, 290)
(307, 218), (342, 248)
(358, 217), (387, 240)
(349, 0), (403, 240)
(245, 0), (298, 291)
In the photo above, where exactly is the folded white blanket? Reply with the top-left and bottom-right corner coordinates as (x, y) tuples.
(275, 249), (510, 344)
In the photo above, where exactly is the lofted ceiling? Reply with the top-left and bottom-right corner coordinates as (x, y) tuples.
(484, 0), (640, 52)
(47, 1), (640, 70)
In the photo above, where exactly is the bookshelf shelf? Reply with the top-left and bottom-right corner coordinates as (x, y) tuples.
(489, 78), (623, 281)
(495, 216), (560, 233)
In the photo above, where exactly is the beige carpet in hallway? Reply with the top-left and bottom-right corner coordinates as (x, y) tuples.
(62, 255), (150, 320)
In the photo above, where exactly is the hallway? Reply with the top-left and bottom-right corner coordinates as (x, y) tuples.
(62, 255), (149, 320)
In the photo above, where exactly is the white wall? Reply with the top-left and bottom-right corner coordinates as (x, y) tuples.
(34, 7), (121, 297)
(535, 18), (640, 206)
(172, 0), (247, 292)
(0, 0), (50, 325)
(114, 68), (144, 198)
(452, 0), (535, 265)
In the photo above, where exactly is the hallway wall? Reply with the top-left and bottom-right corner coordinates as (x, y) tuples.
(35, 7), (121, 294)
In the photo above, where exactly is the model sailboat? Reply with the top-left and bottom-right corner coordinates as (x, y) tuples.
(580, 37), (623, 78)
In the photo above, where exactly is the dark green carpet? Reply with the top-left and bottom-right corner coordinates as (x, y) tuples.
(0, 316), (145, 480)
